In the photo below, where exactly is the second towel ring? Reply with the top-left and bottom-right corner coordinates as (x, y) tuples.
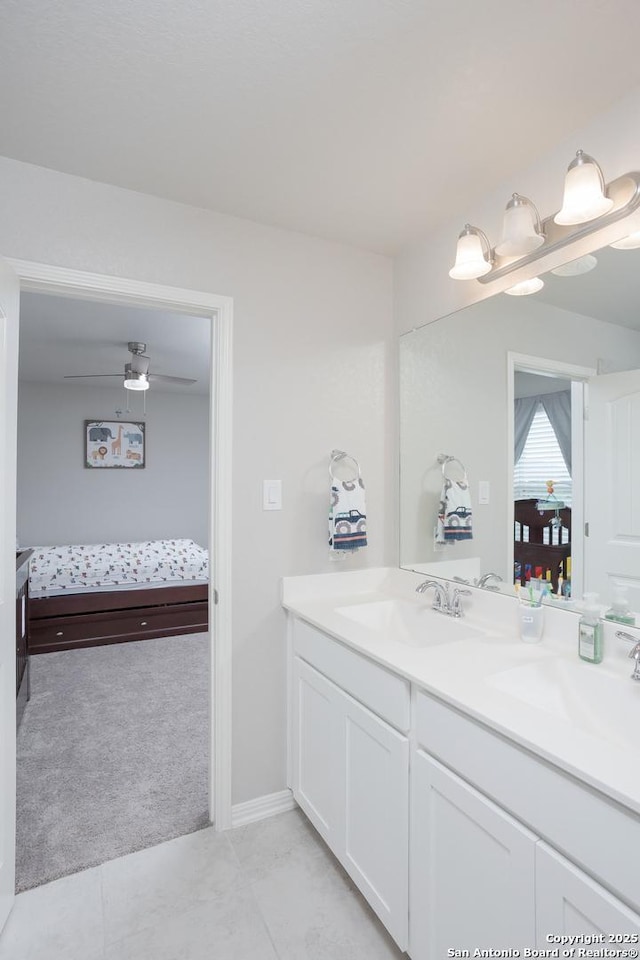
(330, 449), (361, 483)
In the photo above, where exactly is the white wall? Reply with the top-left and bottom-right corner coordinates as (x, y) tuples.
(17, 382), (209, 547)
(0, 157), (394, 805)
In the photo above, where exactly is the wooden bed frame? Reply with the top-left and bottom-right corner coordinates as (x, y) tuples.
(28, 582), (209, 654)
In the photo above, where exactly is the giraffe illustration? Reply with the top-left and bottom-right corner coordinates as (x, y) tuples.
(111, 425), (124, 457)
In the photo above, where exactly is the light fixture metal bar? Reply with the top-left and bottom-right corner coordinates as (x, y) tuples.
(478, 171), (640, 284)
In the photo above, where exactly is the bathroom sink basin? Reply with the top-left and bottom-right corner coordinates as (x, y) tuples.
(334, 598), (486, 646)
(488, 657), (639, 749)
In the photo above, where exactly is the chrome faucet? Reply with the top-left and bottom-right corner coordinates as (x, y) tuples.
(615, 631), (640, 680)
(416, 579), (448, 612)
(476, 572), (504, 590)
(416, 580), (472, 618)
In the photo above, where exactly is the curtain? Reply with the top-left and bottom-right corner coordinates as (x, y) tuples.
(541, 390), (572, 474)
(514, 396), (539, 465)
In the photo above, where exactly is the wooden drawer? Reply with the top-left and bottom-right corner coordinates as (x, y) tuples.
(30, 601), (208, 653)
(292, 617), (410, 732)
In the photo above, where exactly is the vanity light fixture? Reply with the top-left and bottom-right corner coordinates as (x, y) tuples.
(554, 150), (613, 225)
(503, 277), (544, 296)
(496, 194), (545, 257)
(448, 224), (493, 279)
(551, 254), (598, 277)
(449, 149), (640, 288)
(610, 231), (640, 250)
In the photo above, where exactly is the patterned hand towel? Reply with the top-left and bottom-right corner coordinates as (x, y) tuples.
(329, 477), (368, 551)
(436, 478), (473, 543)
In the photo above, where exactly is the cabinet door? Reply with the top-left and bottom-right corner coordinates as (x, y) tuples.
(342, 693), (409, 950)
(536, 843), (640, 940)
(291, 657), (344, 848)
(410, 752), (537, 959)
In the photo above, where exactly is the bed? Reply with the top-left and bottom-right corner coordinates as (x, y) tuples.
(27, 538), (209, 654)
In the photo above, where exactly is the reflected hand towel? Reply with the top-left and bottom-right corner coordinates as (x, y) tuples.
(436, 478), (473, 543)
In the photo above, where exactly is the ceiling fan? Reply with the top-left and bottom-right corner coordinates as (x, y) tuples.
(63, 341), (197, 392)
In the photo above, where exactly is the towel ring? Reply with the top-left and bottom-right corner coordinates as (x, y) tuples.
(437, 453), (467, 483)
(329, 449), (361, 483)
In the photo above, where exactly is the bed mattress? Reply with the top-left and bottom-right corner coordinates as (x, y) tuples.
(28, 538), (209, 598)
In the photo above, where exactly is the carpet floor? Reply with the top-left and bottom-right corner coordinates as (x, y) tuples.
(16, 633), (210, 892)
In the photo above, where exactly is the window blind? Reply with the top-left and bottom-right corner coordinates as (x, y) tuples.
(514, 404), (572, 506)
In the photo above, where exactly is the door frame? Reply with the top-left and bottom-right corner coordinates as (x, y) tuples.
(507, 352), (596, 599)
(9, 258), (234, 830)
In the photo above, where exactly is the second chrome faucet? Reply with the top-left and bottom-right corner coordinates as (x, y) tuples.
(416, 579), (472, 618)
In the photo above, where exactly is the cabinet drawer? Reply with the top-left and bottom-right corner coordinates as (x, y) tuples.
(415, 689), (640, 912)
(292, 617), (410, 732)
(30, 602), (208, 653)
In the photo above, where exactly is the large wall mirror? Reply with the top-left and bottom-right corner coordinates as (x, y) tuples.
(399, 240), (640, 616)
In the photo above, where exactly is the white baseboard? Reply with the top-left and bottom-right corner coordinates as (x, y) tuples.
(231, 788), (297, 828)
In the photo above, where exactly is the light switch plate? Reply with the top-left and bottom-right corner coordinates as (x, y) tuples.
(263, 480), (282, 510)
(478, 480), (490, 504)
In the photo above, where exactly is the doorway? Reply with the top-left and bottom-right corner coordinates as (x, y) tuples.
(4, 259), (232, 918)
(507, 352), (595, 601)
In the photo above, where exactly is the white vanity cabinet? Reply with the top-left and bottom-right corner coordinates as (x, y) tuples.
(410, 752), (537, 957)
(290, 618), (410, 950)
(286, 607), (640, 960)
(411, 690), (640, 957)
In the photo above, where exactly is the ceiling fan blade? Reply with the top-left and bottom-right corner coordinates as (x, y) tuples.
(130, 354), (150, 375)
(148, 374), (198, 385)
(63, 374), (122, 379)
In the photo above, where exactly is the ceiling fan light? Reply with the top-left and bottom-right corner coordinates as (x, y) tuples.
(495, 194), (545, 257)
(554, 150), (613, 225)
(124, 366), (150, 391)
(610, 231), (640, 250)
(449, 224), (492, 279)
(503, 277), (544, 296)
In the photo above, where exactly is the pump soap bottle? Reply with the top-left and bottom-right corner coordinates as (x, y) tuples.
(604, 586), (636, 626)
(578, 593), (603, 664)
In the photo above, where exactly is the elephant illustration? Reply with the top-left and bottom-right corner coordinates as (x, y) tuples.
(89, 426), (114, 442)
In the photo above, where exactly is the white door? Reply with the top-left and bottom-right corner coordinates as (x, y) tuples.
(342, 693), (408, 950)
(409, 752), (537, 959)
(536, 843), (640, 939)
(585, 369), (640, 609)
(291, 657), (343, 848)
(0, 258), (20, 933)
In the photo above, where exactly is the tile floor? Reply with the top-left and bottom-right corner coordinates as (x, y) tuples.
(0, 808), (406, 959)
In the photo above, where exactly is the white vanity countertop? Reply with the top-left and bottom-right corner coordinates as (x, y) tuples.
(282, 567), (640, 816)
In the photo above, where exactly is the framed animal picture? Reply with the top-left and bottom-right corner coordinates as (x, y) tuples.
(85, 420), (146, 469)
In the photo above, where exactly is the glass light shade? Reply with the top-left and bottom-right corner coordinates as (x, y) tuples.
(449, 226), (492, 279)
(554, 151), (613, 225)
(503, 277), (544, 296)
(124, 371), (150, 391)
(610, 231), (640, 250)
(551, 254), (598, 277)
(495, 196), (545, 257)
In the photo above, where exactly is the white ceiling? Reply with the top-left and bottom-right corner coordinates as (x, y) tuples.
(2, 0), (640, 253)
(19, 292), (211, 394)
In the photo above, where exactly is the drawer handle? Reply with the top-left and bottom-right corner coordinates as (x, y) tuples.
(140, 621), (148, 626)
(56, 631), (64, 636)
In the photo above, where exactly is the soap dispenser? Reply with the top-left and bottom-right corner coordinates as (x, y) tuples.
(604, 586), (636, 626)
(578, 593), (603, 664)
